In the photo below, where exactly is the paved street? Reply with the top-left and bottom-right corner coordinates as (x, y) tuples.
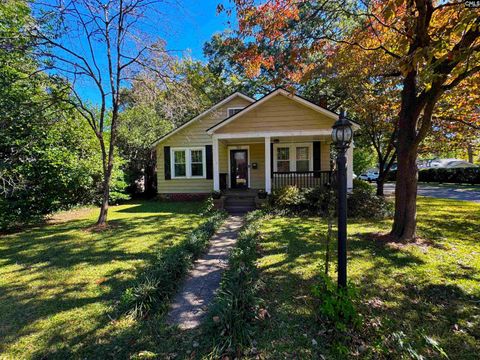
(383, 182), (480, 203)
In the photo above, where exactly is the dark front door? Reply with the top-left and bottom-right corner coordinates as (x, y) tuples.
(230, 149), (248, 188)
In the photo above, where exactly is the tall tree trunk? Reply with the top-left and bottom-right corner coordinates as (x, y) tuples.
(391, 146), (418, 240)
(376, 176), (385, 196)
(97, 117), (117, 226)
(391, 71), (420, 241)
(97, 169), (112, 225)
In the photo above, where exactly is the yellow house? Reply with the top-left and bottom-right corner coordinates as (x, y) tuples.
(153, 88), (357, 199)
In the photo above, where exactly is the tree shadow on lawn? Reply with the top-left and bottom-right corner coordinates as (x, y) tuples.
(348, 232), (480, 357)
(355, 273), (480, 357)
(253, 218), (479, 357)
(259, 221), (328, 272)
(37, 315), (206, 360)
(0, 210), (198, 358)
(116, 200), (203, 214)
(0, 213), (182, 270)
(416, 198), (480, 243)
(252, 220), (421, 357)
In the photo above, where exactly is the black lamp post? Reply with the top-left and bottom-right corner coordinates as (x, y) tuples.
(331, 109), (353, 288)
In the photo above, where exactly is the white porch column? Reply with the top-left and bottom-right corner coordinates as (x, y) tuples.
(347, 140), (354, 190)
(265, 136), (271, 193)
(213, 136), (220, 191)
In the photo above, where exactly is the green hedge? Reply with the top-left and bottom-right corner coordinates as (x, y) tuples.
(120, 206), (227, 319)
(388, 167), (480, 185)
(269, 180), (392, 219)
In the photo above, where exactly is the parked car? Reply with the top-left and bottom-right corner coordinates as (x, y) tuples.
(359, 170), (379, 182)
(428, 158), (478, 169)
(444, 160), (478, 169)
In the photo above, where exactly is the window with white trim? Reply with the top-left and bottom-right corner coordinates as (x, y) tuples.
(190, 149), (203, 176)
(173, 150), (186, 177)
(273, 143), (313, 172)
(296, 146), (310, 171)
(227, 107), (244, 117)
(171, 147), (206, 178)
(276, 147), (290, 172)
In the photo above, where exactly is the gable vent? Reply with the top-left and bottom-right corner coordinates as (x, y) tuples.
(228, 108), (244, 117)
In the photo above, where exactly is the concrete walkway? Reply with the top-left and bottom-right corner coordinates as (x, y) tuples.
(166, 215), (243, 330)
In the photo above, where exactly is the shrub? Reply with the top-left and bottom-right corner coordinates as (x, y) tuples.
(270, 185), (305, 210)
(120, 206), (227, 319)
(269, 180), (392, 219)
(303, 186), (335, 215)
(348, 180), (393, 219)
(419, 167), (480, 184)
(352, 178), (373, 192)
(311, 273), (362, 332)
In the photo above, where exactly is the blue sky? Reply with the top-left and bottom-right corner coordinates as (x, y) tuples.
(160, 0), (236, 60)
(45, 0), (237, 102)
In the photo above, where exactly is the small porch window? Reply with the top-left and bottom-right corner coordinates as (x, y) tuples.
(276, 147), (290, 172)
(296, 146), (310, 171)
(273, 143), (313, 172)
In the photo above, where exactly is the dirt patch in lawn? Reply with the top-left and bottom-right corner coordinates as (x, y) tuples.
(359, 231), (441, 252)
(47, 207), (96, 225)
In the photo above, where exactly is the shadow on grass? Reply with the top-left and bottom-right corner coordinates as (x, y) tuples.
(0, 202), (203, 359)
(252, 216), (480, 358)
(116, 200), (202, 214)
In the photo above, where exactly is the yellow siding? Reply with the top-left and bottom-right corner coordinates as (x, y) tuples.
(156, 97), (251, 193)
(219, 141), (228, 173)
(215, 94), (335, 134)
(249, 143), (265, 189)
(321, 142), (331, 171)
(155, 93), (336, 194)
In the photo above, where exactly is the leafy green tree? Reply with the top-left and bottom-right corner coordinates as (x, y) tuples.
(0, 0), (127, 230)
(117, 104), (173, 197)
(353, 147), (377, 177)
(29, 0), (175, 226)
(232, 0), (480, 241)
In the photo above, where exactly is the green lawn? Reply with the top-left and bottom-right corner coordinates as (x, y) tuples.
(1, 198), (479, 359)
(253, 197), (480, 359)
(0, 201), (204, 359)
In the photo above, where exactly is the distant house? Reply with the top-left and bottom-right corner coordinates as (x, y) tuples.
(152, 88), (359, 199)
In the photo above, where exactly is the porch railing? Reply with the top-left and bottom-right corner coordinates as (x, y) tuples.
(272, 170), (335, 190)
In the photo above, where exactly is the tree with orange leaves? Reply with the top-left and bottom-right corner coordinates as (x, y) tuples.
(231, 0), (480, 241)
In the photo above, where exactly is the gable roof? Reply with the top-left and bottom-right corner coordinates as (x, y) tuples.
(206, 88), (360, 134)
(151, 92), (255, 147)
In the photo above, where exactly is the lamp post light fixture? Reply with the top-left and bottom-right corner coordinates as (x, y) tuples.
(331, 109), (353, 288)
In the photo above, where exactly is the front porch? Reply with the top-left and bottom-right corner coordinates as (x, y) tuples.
(211, 131), (353, 193)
